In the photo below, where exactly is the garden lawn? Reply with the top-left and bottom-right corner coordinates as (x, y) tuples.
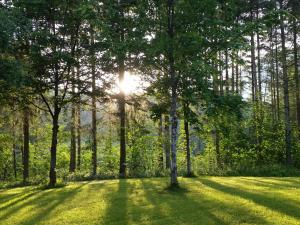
(1, 177), (300, 225)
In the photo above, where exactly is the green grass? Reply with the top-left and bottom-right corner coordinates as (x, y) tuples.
(1, 177), (300, 225)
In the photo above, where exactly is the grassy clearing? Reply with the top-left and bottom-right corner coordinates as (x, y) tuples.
(1, 177), (300, 225)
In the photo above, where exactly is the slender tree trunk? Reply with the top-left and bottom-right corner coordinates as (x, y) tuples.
(219, 52), (224, 96)
(23, 107), (30, 183)
(69, 70), (76, 173)
(12, 143), (17, 179)
(293, 16), (300, 135)
(275, 28), (280, 121)
(159, 115), (164, 170)
(90, 28), (97, 176)
(164, 115), (171, 169)
(256, 3), (262, 102)
(77, 67), (81, 170)
(280, 0), (292, 165)
(12, 117), (17, 179)
(118, 63), (126, 178)
(225, 49), (229, 93)
(231, 54), (235, 92)
(250, 0), (257, 102)
(167, 0), (178, 186)
(235, 54), (239, 94)
(251, 29), (257, 101)
(184, 119), (191, 176)
(270, 29), (277, 123)
(49, 113), (59, 187)
(214, 129), (221, 167)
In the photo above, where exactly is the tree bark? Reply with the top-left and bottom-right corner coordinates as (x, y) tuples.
(184, 119), (191, 176)
(23, 107), (30, 183)
(167, 0), (178, 186)
(164, 115), (171, 169)
(90, 28), (97, 176)
(225, 49), (229, 94)
(280, 0), (292, 165)
(77, 67), (81, 170)
(159, 115), (164, 170)
(250, 0), (257, 102)
(69, 69), (76, 172)
(292, 14), (300, 135)
(49, 114), (59, 187)
(275, 28), (280, 121)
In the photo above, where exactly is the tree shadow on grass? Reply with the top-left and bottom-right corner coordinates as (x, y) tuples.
(20, 183), (88, 225)
(102, 179), (128, 225)
(239, 177), (300, 189)
(198, 178), (300, 220)
(0, 183), (87, 225)
(139, 179), (271, 225)
(0, 189), (40, 212)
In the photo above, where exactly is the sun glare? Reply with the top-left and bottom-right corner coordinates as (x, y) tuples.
(118, 72), (141, 95)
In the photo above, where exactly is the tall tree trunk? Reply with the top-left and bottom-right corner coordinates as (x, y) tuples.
(225, 49), (229, 93)
(280, 0), (292, 165)
(23, 107), (29, 183)
(159, 115), (164, 170)
(293, 15), (300, 135)
(219, 52), (224, 95)
(250, 0), (257, 102)
(49, 113), (59, 187)
(235, 54), (239, 94)
(231, 54), (235, 92)
(12, 144), (17, 179)
(77, 67), (81, 169)
(91, 28), (97, 176)
(270, 29), (277, 123)
(275, 28), (280, 121)
(184, 118), (191, 176)
(256, 2), (262, 102)
(118, 62), (126, 178)
(164, 115), (171, 169)
(167, 0), (178, 186)
(251, 31), (257, 101)
(12, 117), (17, 179)
(69, 69), (76, 172)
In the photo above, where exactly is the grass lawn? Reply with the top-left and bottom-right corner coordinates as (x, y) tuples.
(1, 177), (300, 225)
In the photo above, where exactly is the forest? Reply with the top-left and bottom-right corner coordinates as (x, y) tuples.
(0, 0), (300, 224)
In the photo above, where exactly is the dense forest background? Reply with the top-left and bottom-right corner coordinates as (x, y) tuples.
(0, 0), (299, 187)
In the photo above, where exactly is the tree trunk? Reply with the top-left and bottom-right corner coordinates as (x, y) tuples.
(256, 2), (262, 102)
(250, 0), (257, 102)
(235, 53), (239, 94)
(184, 119), (191, 176)
(118, 61), (126, 178)
(167, 0), (178, 186)
(280, 0), (292, 165)
(231, 54), (235, 92)
(49, 114), (59, 187)
(225, 49), (229, 93)
(69, 70), (76, 173)
(91, 28), (97, 176)
(77, 67), (81, 169)
(293, 15), (300, 135)
(164, 115), (171, 169)
(275, 28), (280, 121)
(23, 107), (30, 183)
(159, 115), (164, 170)
(12, 143), (17, 179)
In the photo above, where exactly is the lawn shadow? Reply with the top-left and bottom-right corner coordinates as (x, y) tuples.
(139, 179), (236, 225)
(198, 178), (300, 220)
(102, 179), (128, 225)
(0, 183), (87, 225)
(240, 177), (300, 189)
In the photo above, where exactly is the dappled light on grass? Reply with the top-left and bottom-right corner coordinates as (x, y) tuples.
(1, 177), (300, 224)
